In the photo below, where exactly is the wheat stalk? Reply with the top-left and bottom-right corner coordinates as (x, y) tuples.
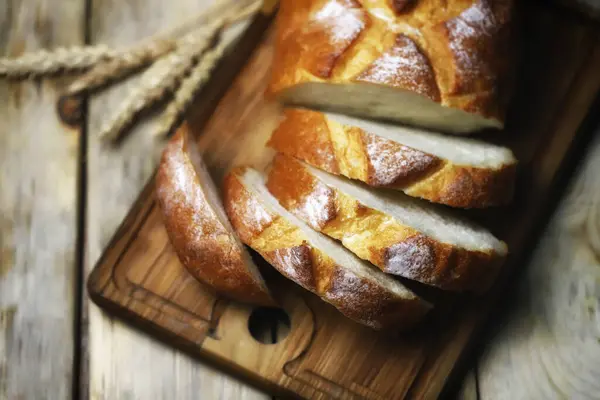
(98, 1), (262, 142)
(97, 29), (218, 142)
(0, 0), (257, 81)
(0, 45), (117, 78)
(64, 39), (177, 96)
(154, 40), (230, 139)
(64, 0), (260, 96)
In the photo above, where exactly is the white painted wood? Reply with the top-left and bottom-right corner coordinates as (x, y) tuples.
(476, 127), (600, 400)
(0, 0), (84, 398)
(84, 0), (269, 398)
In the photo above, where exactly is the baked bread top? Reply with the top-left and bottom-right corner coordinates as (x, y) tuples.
(268, 0), (514, 133)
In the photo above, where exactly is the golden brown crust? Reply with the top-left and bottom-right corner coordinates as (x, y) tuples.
(404, 162), (516, 208)
(156, 129), (274, 306)
(268, 0), (513, 128)
(268, 109), (515, 208)
(266, 108), (341, 175)
(355, 34), (441, 102)
(264, 151), (338, 231)
(422, 0), (513, 118)
(389, 0), (416, 14)
(223, 167), (431, 329)
(360, 128), (442, 188)
(322, 266), (426, 329)
(263, 245), (318, 292)
(266, 154), (505, 292)
(222, 169), (275, 243)
(270, 0), (368, 83)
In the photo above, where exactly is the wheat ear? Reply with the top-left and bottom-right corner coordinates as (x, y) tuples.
(64, 0), (258, 96)
(98, 1), (261, 142)
(97, 30), (218, 142)
(64, 39), (176, 96)
(0, 45), (117, 78)
(154, 40), (229, 139)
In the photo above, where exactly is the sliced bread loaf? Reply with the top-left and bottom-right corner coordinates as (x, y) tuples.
(223, 166), (431, 330)
(266, 154), (508, 292)
(268, 109), (517, 208)
(156, 129), (274, 306)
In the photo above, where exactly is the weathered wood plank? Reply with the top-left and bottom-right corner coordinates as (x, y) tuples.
(475, 125), (600, 399)
(84, 0), (270, 398)
(0, 0), (84, 398)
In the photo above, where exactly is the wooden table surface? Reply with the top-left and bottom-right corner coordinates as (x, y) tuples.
(1, 1), (600, 399)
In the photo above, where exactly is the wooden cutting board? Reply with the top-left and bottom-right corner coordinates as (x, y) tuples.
(87, 3), (600, 399)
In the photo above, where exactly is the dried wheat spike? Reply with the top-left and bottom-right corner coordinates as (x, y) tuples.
(64, 0), (259, 96)
(155, 40), (229, 139)
(65, 39), (176, 96)
(98, 29), (218, 142)
(0, 45), (117, 78)
(98, 1), (262, 142)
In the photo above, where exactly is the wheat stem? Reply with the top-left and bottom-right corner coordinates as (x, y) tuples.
(97, 30), (217, 142)
(65, 1), (230, 95)
(0, 45), (117, 78)
(64, 0), (260, 96)
(154, 40), (229, 139)
(98, 1), (262, 142)
(64, 39), (176, 96)
(0, 0), (258, 81)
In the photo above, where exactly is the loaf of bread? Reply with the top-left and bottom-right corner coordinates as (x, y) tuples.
(268, 109), (516, 208)
(223, 166), (431, 329)
(267, 0), (514, 133)
(156, 129), (274, 306)
(266, 154), (507, 292)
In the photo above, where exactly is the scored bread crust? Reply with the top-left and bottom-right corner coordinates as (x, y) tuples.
(223, 167), (431, 330)
(266, 154), (507, 292)
(268, 108), (516, 208)
(156, 128), (274, 306)
(267, 0), (514, 133)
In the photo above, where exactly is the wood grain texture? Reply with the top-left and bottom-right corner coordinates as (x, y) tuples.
(87, 3), (600, 399)
(474, 129), (600, 399)
(0, 0), (83, 399)
(84, 0), (268, 399)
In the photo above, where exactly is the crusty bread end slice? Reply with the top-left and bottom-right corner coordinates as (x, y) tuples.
(156, 128), (274, 306)
(266, 154), (508, 292)
(267, 0), (514, 134)
(223, 166), (431, 330)
(268, 109), (517, 208)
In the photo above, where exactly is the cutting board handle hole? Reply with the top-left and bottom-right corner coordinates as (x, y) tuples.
(247, 307), (291, 344)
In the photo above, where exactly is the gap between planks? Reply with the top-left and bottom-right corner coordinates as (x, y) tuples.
(73, 0), (93, 398)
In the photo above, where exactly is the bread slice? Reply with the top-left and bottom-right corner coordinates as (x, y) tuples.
(268, 0), (514, 133)
(268, 109), (517, 208)
(223, 166), (431, 330)
(156, 129), (274, 306)
(266, 154), (508, 292)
